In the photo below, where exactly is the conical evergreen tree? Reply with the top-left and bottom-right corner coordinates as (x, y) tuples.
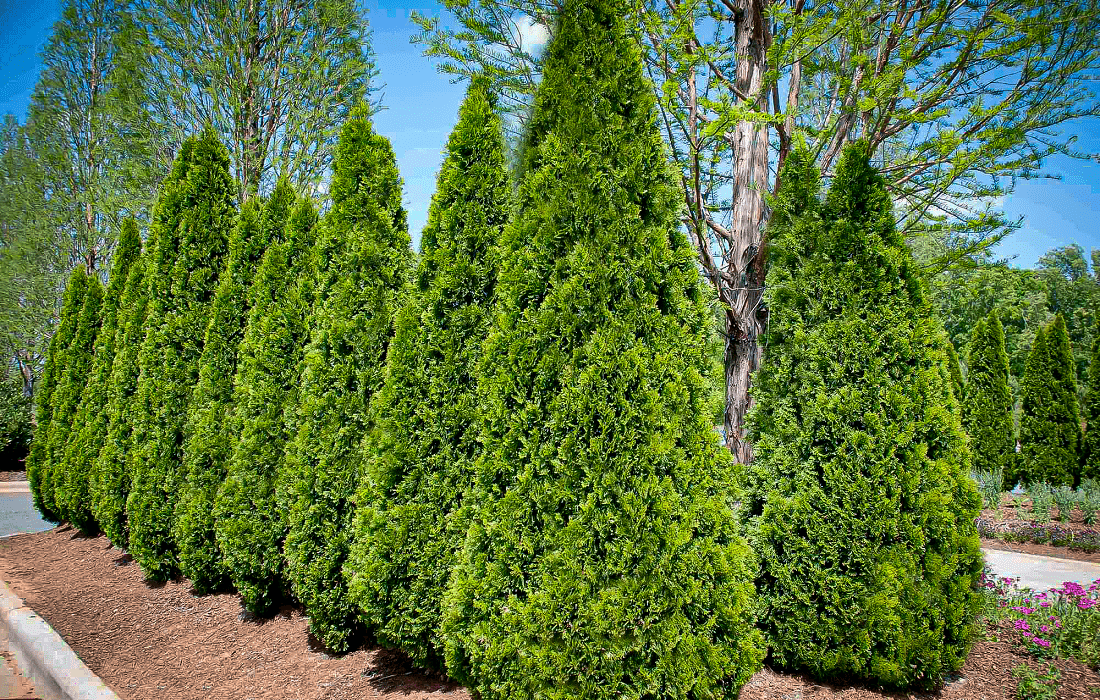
(28, 267), (90, 520)
(440, 5), (763, 698)
(44, 275), (104, 521)
(92, 139), (197, 548)
(946, 340), (964, 403)
(742, 145), (982, 689)
(60, 219), (142, 534)
(1083, 317), (1100, 481)
(91, 255), (149, 546)
(280, 105), (411, 653)
(127, 131), (237, 581)
(963, 310), (1015, 479)
(345, 79), (510, 667)
(214, 197), (318, 615)
(1019, 314), (1081, 486)
(175, 180), (294, 593)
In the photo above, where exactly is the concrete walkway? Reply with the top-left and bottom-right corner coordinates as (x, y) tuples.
(0, 484), (52, 538)
(983, 547), (1100, 592)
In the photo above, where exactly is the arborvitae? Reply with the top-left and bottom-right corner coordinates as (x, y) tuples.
(946, 340), (964, 403)
(440, 4), (764, 697)
(44, 275), (105, 521)
(1019, 315), (1081, 486)
(93, 139), (196, 548)
(1082, 318), (1100, 481)
(742, 145), (982, 689)
(345, 79), (510, 667)
(28, 267), (90, 520)
(128, 131), (237, 581)
(176, 180), (294, 593)
(60, 219), (142, 534)
(963, 310), (1015, 480)
(280, 105), (411, 653)
(214, 197), (318, 615)
(91, 256), (149, 546)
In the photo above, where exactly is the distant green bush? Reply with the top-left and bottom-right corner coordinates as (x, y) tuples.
(28, 267), (89, 521)
(1019, 315), (1081, 486)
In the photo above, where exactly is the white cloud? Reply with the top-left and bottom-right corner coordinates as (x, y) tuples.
(514, 15), (549, 54)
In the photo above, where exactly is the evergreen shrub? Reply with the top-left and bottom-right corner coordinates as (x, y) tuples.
(742, 145), (983, 689)
(280, 105), (411, 652)
(127, 131), (236, 581)
(439, 3), (764, 697)
(963, 310), (1016, 481)
(60, 219), (142, 533)
(345, 78), (510, 667)
(1019, 316), (1081, 486)
(214, 196), (318, 615)
(176, 181), (293, 594)
(28, 267), (89, 520)
(1083, 318), (1100, 481)
(44, 274), (104, 520)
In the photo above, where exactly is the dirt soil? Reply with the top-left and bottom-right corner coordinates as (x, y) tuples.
(0, 526), (1098, 700)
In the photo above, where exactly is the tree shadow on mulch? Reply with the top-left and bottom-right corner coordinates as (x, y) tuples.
(361, 646), (463, 696)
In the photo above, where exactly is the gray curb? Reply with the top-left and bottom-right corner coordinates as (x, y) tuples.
(0, 580), (121, 700)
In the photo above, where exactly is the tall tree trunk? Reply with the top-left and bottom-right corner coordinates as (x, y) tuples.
(723, 0), (770, 463)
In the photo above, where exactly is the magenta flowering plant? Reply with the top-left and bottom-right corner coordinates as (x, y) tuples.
(991, 570), (1100, 665)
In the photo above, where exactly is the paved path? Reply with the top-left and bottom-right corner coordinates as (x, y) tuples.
(983, 547), (1100, 592)
(0, 484), (51, 538)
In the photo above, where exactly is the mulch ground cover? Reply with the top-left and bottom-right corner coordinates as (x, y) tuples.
(1, 526), (1098, 699)
(0, 471), (28, 482)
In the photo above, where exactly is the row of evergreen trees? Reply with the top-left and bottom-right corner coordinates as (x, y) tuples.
(27, 0), (984, 696)
(955, 306), (1099, 488)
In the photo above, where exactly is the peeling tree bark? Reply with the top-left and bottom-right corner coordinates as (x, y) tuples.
(723, 0), (770, 463)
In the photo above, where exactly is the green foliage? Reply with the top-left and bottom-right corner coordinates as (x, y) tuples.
(1027, 482), (1054, 523)
(90, 253), (148, 547)
(345, 78), (510, 667)
(214, 197), (318, 615)
(973, 467), (1004, 511)
(0, 377), (32, 470)
(1019, 316), (1081, 487)
(964, 310), (1016, 484)
(281, 105), (411, 652)
(1083, 317), (1100, 481)
(60, 219), (141, 534)
(27, 267), (89, 519)
(742, 145), (983, 689)
(441, 4), (763, 698)
(1013, 663), (1059, 700)
(176, 181), (294, 594)
(127, 131), (236, 581)
(45, 275), (104, 522)
(946, 340), (964, 403)
(1052, 485), (1077, 523)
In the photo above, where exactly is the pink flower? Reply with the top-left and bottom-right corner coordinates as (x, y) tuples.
(1014, 620), (1031, 631)
(1040, 625), (1049, 632)
(1032, 637), (1051, 648)
(1040, 602), (1051, 608)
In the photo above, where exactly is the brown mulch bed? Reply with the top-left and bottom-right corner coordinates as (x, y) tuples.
(984, 494), (1098, 534)
(0, 527), (468, 700)
(0, 527), (1098, 699)
(0, 471), (27, 482)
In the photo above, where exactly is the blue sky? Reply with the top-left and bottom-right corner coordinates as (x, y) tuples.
(2, 0), (1098, 266)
